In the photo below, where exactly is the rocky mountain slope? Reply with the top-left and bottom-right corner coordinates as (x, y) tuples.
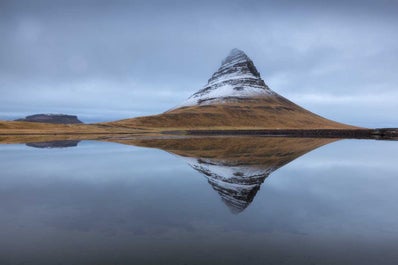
(108, 49), (357, 130)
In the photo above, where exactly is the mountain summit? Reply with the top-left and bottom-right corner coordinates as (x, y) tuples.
(178, 48), (274, 107)
(109, 49), (357, 130)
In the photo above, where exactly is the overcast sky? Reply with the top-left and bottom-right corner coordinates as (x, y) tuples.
(1, 0), (397, 127)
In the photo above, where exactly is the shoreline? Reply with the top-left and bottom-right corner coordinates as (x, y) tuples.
(181, 128), (398, 140)
(0, 128), (397, 141)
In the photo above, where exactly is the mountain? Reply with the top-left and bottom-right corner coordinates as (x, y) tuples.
(16, 114), (83, 124)
(108, 136), (335, 213)
(108, 49), (357, 130)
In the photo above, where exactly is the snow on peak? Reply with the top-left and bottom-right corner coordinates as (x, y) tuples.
(220, 48), (251, 67)
(174, 48), (275, 109)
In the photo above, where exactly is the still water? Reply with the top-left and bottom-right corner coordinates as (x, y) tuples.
(0, 137), (397, 265)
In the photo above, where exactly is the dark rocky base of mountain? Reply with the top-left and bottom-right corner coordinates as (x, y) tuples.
(15, 114), (83, 124)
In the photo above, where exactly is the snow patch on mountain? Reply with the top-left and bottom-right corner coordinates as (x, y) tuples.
(172, 48), (275, 109)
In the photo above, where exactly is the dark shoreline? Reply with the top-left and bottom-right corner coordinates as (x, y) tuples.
(181, 128), (398, 140)
(1, 128), (397, 141)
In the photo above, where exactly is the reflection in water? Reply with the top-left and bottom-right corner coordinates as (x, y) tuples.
(26, 140), (80, 148)
(111, 137), (335, 213)
(0, 136), (397, 265)
(3, 135), (335, 213)
(186, 157), (270, 214)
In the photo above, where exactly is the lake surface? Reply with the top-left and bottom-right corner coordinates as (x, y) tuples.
(0, 137), (397, 265)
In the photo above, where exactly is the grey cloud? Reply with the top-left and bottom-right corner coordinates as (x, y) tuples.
(0, 0), (397, 126)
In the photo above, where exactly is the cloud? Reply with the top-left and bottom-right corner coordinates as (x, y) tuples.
(0, 0), (397, 125)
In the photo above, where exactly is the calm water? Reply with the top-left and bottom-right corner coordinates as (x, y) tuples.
(0, 137), (397, 265)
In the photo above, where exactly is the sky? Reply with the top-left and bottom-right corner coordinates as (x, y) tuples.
(0, 0), (397, 127)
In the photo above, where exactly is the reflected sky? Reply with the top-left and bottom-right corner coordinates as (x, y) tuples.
(0, 139), (397, 264)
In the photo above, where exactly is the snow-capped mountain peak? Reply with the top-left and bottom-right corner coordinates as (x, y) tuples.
(176, 48), (274, 108)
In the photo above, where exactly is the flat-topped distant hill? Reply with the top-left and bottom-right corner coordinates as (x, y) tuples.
(15, 114), (83, 124)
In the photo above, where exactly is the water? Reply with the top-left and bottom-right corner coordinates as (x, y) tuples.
(0, 137), (397, 265)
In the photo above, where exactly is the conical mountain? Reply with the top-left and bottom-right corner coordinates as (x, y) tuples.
(109, 49), (357, 130)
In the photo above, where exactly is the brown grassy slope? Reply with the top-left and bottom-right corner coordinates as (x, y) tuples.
(0, 94), (360, 134)
(108, 136), (336, 169)
(0, 120), (143, 135)
(107, 95), (360, 130)
(0, 133), (130, 145)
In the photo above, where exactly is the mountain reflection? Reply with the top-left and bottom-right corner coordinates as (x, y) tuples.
(26, 140), (80, 148)
(187, 157), (270, 213)
(0, 135), (335, 213)
(111, 137), (336, 213)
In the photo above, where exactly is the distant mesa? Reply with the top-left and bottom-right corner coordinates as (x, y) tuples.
(109, 48), (357, 130)
(15, 114), (83, 124)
